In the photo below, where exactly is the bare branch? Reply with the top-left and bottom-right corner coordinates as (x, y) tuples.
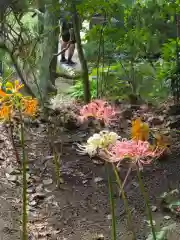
(0, 43), (35, 97)
(28, 8), (44, 17)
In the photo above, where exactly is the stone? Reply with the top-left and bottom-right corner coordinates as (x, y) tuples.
(94, 177), (103, 183)
(43, 178), (53, 185)
(6, 173), (17, 182)
(29, 200), (37, 207)
(93, 233), (104, 240)
(151, 206), (157, 212)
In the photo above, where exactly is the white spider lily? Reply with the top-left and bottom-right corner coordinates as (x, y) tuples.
(87, 133), (102, 146)
(76, 131), (120, 157)
(97, 130), (119, 148)
(76, 143), (98, 157)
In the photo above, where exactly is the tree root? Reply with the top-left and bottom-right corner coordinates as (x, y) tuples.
(54, 72), (81, 80)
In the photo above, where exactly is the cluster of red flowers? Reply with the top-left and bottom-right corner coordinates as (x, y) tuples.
(77, 100), (170, 167)
(78, 99), (117, 125)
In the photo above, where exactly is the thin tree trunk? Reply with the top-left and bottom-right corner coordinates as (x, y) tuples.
(71, 3), (91, 103)
(50, 26), (59, 85)
(38, 0), (60, 101)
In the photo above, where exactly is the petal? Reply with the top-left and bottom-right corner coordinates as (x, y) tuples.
(0, 89), (7, 97)
(15, 80), (24, 91)
(5, 82), (13, 89)
(16, 84), (24, 91)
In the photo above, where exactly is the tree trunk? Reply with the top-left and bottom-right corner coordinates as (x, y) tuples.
(38, 0), (60, 101)
(37, 0), (45, 35)
(71, 3), (91, 103)
(49, 26), (59, 85)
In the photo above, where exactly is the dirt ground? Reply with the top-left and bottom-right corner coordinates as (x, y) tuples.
(1, 110), (180, 240)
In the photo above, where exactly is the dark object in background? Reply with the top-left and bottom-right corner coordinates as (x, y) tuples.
(0, 62), (3, 77)
(0, 0), (12, 12)
(167, 104), (180, 116)
(89, 14), (106, 29)
(0, 0), (27, 15)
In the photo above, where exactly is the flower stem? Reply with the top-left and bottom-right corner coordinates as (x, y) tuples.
(112, 164), (136, 239)
(119, 166), (132, 197)
(136, 163), (156, 240)
(8, 121), (20, 164)
(20, 112), (28, 240)
(106, 163), (117, 240)
(53, 147), (61, 188)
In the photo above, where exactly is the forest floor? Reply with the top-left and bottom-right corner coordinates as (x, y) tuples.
(1, 98), (180, 240)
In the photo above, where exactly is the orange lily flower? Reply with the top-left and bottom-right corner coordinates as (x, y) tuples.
(0, 104), (13, 121)
(131, 118), (149, 141)
(21, 97), (38, 117)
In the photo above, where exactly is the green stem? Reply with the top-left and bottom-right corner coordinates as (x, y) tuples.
(20, 112), (28, 240)
(136, 163), (156, 240)
(8, 120), (21, 164)
(119, 166), (132, 197)
(112, 164), (136, 239)
(53, 144), (62, 188)
(106, 163), (116, 240)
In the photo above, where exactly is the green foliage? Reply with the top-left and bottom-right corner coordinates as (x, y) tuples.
(0, 50), (15, 83)
(69, 61), (170, 103)
(68, 78), (97, 100)
(162, 39), (180, 61)
(84, 0), (178, 63)
(146, 223), (176, 240)
(21, 13), (38, 36)
(80, 0), (180, 103)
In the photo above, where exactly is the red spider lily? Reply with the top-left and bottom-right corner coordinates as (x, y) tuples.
(106, 139), (158, 169)
(79, 99), (117, 125)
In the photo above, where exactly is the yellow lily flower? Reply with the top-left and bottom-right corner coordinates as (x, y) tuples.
(5, 80), (24, 93)
(0, 80), (23, 101)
